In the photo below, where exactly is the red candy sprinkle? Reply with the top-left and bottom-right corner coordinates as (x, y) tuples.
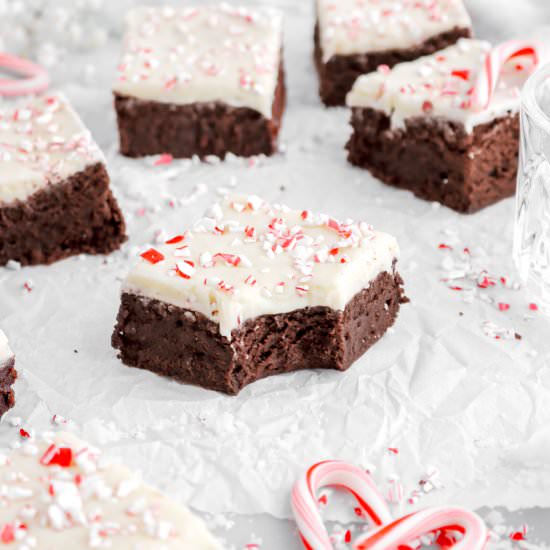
(498, 303), (510, 312)
(19, 428), (30, 439)
(451, 69), (470, 80)
(175, 260), (196, 280)
(422, 100), (434, 113)
(0, 524), (15, 543)
(153, 153), (173, 166)
(165, 235), (185, 245)
(40, 444), (73, 468)
(213, 253), (241, 267)
(529, 303), (538, 311)
(344, 530), (352, 543)
(438, 243), (452, 250)
(318, 494), (328, 506)
(141, 248), (164, 264)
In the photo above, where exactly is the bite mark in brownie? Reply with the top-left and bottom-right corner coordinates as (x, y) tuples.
(1, 163), (126, 266)
(314, 25), (472, 107)
(113, 269), (406, 395)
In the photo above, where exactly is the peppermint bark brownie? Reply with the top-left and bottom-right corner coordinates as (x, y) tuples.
(346, 39), (535, 213)
(114, 5), (285, 159)
(0, 93), (126, 266)
(314, 0), (472, 106)
(0, 432), (219, 549)
(0, 329), (16, 418)
(113, 195), (406, 395)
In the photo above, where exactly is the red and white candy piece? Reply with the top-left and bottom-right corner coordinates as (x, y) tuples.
(354, 506), (488, 550)
(0, 53), (50, 97)
(291, 460), (392, 550)
(471, 40), (539, 111)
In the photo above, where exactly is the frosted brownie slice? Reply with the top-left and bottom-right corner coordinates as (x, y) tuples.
(314, 0), (472, 106)
(113, 4), (285, 159)
(346, 38), (537, 213)
(112, 195), (406, 394)
(0, 329), (16, 418)
(0, 432), (219, 548)
(0, 93), (126, 266)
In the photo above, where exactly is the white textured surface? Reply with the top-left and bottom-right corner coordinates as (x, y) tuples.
(0, 93), (103, 204)
(1, 0), (550, 548)
(125, 194), (398, 338)
(0, 432), (219, 549)
(0, 329), (12, 365)
(347, 38), (536, 133)
(316, 0), (472, 62)
(113, 4), (282, 118)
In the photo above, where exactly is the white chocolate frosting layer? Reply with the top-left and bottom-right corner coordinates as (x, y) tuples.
(316, 0), (471, 62)
(123, 195), (399, 339)
(113, 4), (283, 118)
(347, 38), (536, 132)
(0, 432), (219, 549)
(0, 93), (103, 205)
(0, 329), (13, 366)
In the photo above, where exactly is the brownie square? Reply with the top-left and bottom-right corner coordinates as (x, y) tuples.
(113, 195), (406, 394)
(0, 94), (126, 266)
(113, 5), (285, 159)
(2, 432), (220, 548)
(346, 39), (531, 213)
(0, 329), (16, 418)
(314, 0), (472, 106)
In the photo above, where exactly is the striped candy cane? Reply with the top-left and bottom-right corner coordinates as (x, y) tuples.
(0, 53), (50, 97)
(471, 40), (540, 111)
(291, 460), (392, 550)
(354, 506), (488, 550)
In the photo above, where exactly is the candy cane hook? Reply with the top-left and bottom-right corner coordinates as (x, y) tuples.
(291, 460), (392, 550)
(471, 40), (539, 111)
(0, 53), (50, 97)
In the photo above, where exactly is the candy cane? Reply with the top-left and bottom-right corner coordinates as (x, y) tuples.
(291, 460), (392, 550)
(354, 507), (488, 550)
(471, 40), (539, 111)
(0, 53), (50, 97)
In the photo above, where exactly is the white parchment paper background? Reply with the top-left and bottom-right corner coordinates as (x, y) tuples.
(1, 0), (550, 522)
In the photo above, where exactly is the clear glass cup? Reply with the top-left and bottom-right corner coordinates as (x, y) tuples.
(514, 62), (550, 309)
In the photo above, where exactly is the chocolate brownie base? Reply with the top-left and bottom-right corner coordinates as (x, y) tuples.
(112, 268), (407, 395)
(347, 108), (520, 213)
(0, 357), (16, 418)
(314, 25), (472, 107)
(0, 163), (126, 266)
(114, 61), (286, 159)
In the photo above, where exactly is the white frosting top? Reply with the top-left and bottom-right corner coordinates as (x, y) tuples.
(124, 195), (399, 339)
(113, 4), (283, 118)
(316, 0), (471, 62)
(0, 329), (13, 366)
(347, 38), (536, 132)
(0, 93), (103, 205)
(0, 432), (219, 549)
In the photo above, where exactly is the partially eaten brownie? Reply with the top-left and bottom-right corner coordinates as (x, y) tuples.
(113, 5), (286, 159)
(113, 195), (406, 394)
(346, 39), (534, 213)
